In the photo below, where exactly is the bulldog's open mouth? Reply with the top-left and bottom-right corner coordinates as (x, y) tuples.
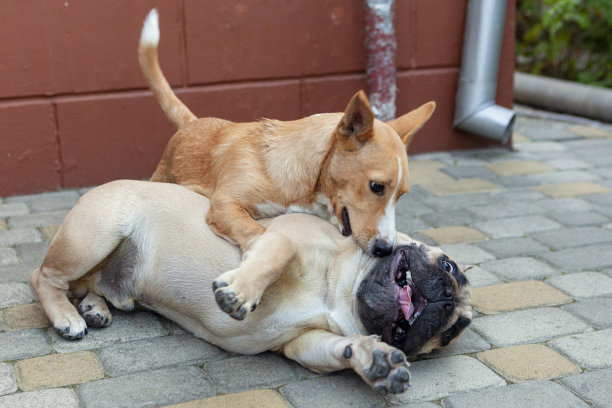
(341, 207), (352, 237)
(382, 249), (428, 346)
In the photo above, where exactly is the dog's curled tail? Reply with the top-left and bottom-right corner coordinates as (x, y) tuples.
(138, 9), (196, 129)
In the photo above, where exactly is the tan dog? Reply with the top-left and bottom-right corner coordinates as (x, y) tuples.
(30, 181), (472, 394)
(139, 9), (436, 256)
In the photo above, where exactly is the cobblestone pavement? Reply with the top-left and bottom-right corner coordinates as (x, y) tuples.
(1, 112), (612, 407)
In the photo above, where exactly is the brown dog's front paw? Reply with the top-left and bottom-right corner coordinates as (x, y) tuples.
(365, 349), (411, 394)
(212, 280), (259, 320)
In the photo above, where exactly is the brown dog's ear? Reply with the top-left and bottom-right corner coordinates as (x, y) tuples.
(337, 90), (375, 144)
(388, 101), (436, 148)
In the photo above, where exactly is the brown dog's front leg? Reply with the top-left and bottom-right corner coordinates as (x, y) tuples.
(206, 196), (266, 250)
(281, 330), (411, 394)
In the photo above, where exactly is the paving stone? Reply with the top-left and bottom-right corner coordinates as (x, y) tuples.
(48, 311), (168, 353)
(471, 281), (571, 315)
(477, 344), (580, 383)
(540, 243), (612, 272)
(583, 192), (612, 206)
(485, 161), (555, 175)
(441, 165), (496, 180)
(442, 380), (590, 408)
(397, 195), (434, 217)
(0, 248), (17, 266)
(0, 282), (35, 308)
(479, 257), (559, 281)
(0, 228), (41, 247)
(604, 268), (612, 277)
(0, 203), (29, 218)
(515, 117), (579, 141)
(424, 328), (491, 359)
(0, 388), (79, 408)
(419, 210), (483, 228)
(15, 351), (104, 391)
(493, 175), (541, 188)
(0, 220), (5, 231)
(439, 244), (495, 265)
(593, 166), (612, 179)
(471, 307), (589, 347)
(0, 364), (16, 396)
(548, 210), (610, 227)
(531, 226), (612, 250)
(549, 329), (612, 369)
(99, 335), (227, 376)
(476, 237), (548, 258)
(512, 132), (531, 143)
(544, 158), (592, 171)
(77, 366), (213, 408)
(207, 352), (301, 394)
(40, 225), (59, 241)
(420, 226), (487, 245)
(163, 389), (291, 408)
(464, 265), (503, 287)
(398, 216), (431, 235)
(387, 355), (505, 404)
(8, 211), (68, 229)
(422, 179), (499, 196)
(474, 216), (561, 238)
(411, 161), (453, 186)
(548, 272), (612, 298)
(563, 297), (612, 329)
(0, 329), (51, 361)
(535, 181), (611, 198)
(422, 190), (543, 211)
(561, 368), (612, 408)
(0, 303), (50, 331)
(528, 170), (600, 184)
(0, 242), (50, 283)
(569, 125), (612, 138)
(470, 198), (594, 219)
(514, 141), (567, 152)
(6, 191), (80, 213)
(281, 371), (385, 408)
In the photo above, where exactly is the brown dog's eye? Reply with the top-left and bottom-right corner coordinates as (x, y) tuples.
(370, 181), (385, 196)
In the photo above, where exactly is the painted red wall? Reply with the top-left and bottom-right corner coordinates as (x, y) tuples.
(0, 0), (515, 196)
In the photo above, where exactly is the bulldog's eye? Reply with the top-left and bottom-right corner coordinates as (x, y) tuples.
(370, 181), (385, 196)
(441, 259), (456, 274)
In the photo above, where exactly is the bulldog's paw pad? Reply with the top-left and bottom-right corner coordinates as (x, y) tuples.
(54, 315), (88, 341)
(213, 280), (260, 321)
(78, 297), (112, 328)
(82, 311), (111, 328)
(365, 348), (411, 395)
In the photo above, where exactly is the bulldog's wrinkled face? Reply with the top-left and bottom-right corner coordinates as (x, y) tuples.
(357, 242), (472, 358)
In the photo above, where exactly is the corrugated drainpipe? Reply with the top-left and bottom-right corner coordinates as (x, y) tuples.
(363, 0), (396, 122)
(453, 0), (516, 143)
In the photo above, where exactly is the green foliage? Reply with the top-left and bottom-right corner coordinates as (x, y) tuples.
(516, 0), (612, 88)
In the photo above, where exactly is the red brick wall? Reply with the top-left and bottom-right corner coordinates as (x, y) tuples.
(0, 0), (515, 196)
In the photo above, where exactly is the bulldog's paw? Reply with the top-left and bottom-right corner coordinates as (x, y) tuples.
(212, 278), (260, 321)
(78, 292), (112, 328)
(54, 311), (88, 340)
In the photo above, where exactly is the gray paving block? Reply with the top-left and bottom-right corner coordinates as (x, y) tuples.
(476, 237), (548, 258)
(0, 363), (16, 397)
(0, 242), (49, 283)
(0, 203), (29, 218)
(98, 335), (227, 376)
(48, 311), (168, 353)
(594, 166), (612, 179)
(563, 297), (612, 329)
(514, 141), (568, 152)
(470, 198), (594, 220)
(0, 329), (51, 361)
(397, 195), (434, 217)
(540, 243), (612, 272)
(583, 192), (612, 206)
(0, 229), (41, 247)
(464, 266), (503, 287)
(493, 175), (541, 188)
(206, 352), (301, 394)
(280, 371), (385, 408)
(441, 165), (496, 180)
(423, 328), (491, 359)
(549, 328), (612, 369)
(474, 216), (561, 238)
(527, 170), (600, 184)
(514, 117), (578, 141)
(0, 248), (17, 266)
(0, 282), (35, 308)
(471, 307), (590, 347)
(398, 216), (431, 236)
(0, 388), (79, 408)
(531, 227), (612, 250)
(604, 268), (612, 277)
(387, 355), (505, 404)
(8, 210), (68, 229)
(442, 381), (589, 408)
(420, 210), (483, 228)
(439, 244), (495, 265)
(479, 257), (559, 281)
(549, 272), (612, 298)
(397, 403), (441, 408)
(561, 368), (612, 408)
(548, 210), (610, 227)
(77, 366), (213, 408)
(545, 158), (592, 171)
(6, 191), (80, 213)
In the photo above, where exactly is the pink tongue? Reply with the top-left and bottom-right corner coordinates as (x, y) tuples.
(398, 285), (415, 320)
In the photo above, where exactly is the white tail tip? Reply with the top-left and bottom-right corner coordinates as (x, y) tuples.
(140, 8), (159, 46)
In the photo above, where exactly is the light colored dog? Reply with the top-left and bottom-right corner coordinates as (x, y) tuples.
(139, 9), (436, 256)
(30, 180), (472, 394)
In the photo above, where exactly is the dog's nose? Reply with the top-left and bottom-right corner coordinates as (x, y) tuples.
(372, 239), (393, 256)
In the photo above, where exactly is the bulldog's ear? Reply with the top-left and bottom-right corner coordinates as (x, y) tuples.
(388, 101), (436, 148)
(337, 90), (375, 145)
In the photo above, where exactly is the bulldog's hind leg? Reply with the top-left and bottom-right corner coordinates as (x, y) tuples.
(212, 230), (295, 320)
(282, 330), (411, 394)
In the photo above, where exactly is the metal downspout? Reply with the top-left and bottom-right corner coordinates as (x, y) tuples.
(454, 0), (516, 143)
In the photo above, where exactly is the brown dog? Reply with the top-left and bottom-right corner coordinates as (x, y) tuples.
(139, 9), (435, 256)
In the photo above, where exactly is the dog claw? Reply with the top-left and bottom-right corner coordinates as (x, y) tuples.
(212, 280), (228, 291)
(373, 384), (388, 395)
(232, 306), (247, 320)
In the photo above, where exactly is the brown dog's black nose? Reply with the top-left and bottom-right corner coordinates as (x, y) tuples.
(372, 239), (393, 256)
